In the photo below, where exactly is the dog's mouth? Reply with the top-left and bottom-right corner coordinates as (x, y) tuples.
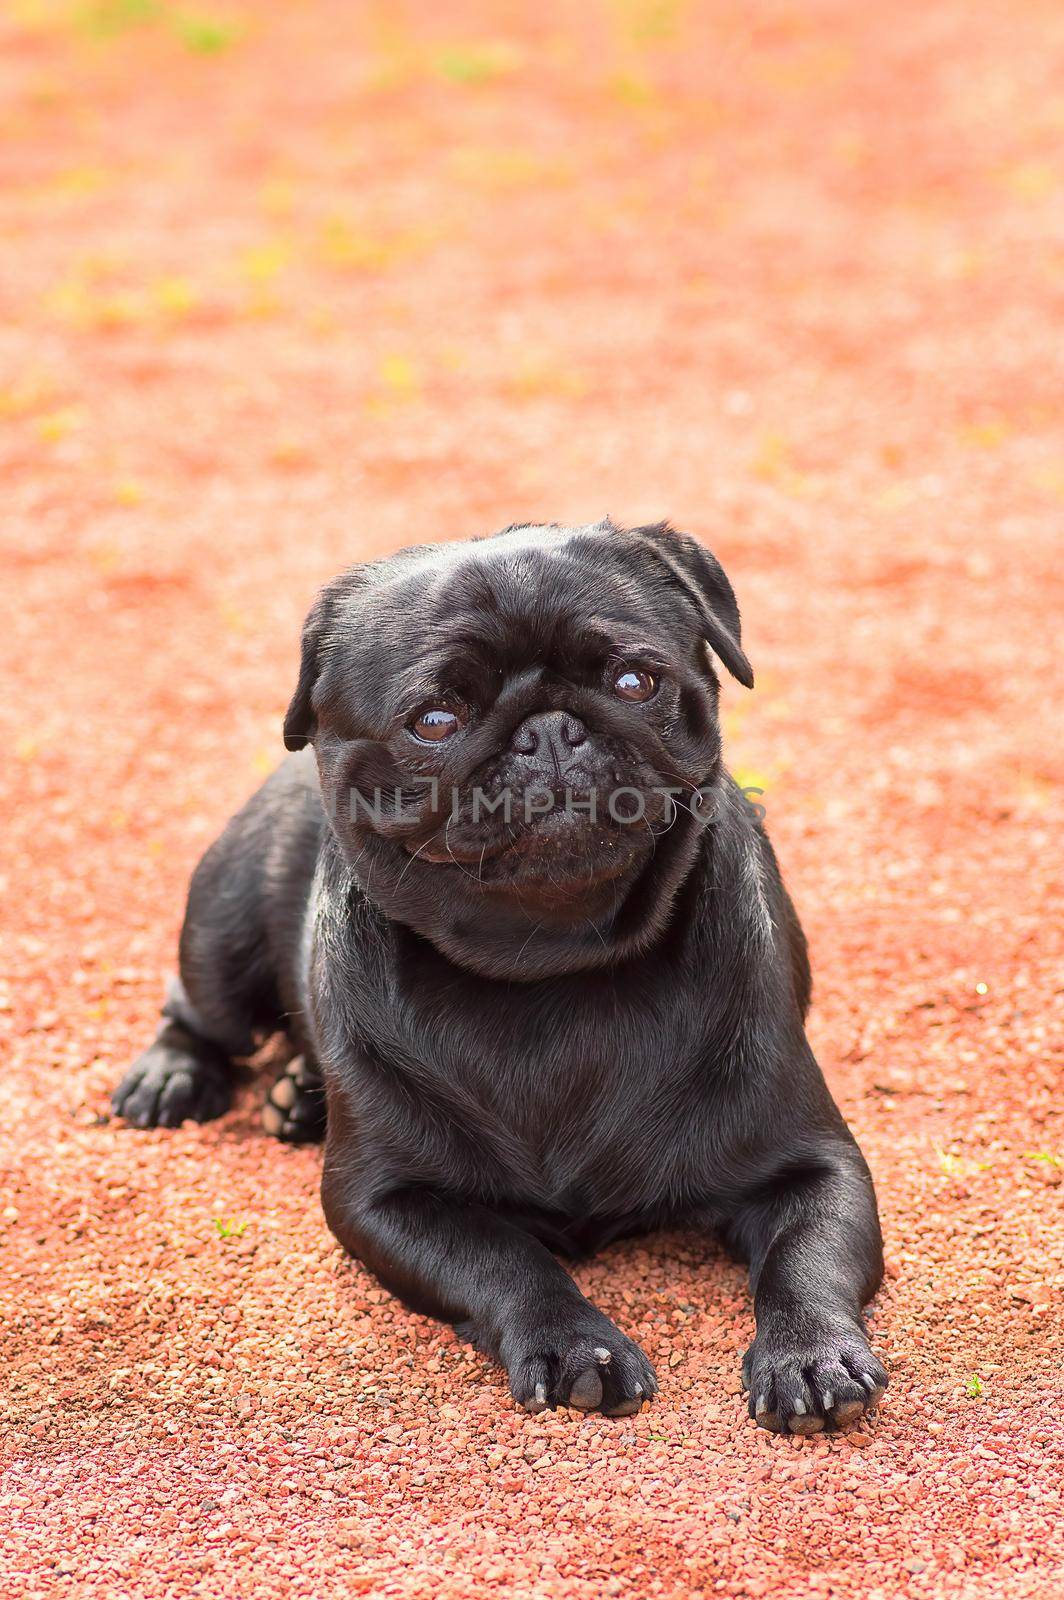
(398, 786), (660, 887)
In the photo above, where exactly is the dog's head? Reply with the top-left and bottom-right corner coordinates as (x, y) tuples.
(285, 520), (752, 978)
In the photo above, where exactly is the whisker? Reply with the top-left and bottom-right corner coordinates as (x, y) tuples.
(394, 831), (442, 892)
(444, 816), (484, 884)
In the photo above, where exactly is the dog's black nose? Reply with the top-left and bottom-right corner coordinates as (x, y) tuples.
(511, 711), (587, 768)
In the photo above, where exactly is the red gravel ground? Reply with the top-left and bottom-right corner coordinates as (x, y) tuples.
(2, 2), (1062, 1596)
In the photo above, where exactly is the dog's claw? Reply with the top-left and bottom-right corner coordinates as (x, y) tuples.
(521, 1379), (549, 1414)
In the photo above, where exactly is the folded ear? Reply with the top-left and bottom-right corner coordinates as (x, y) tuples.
(284, 568), (370, 750)
(628, 522), (754, 689)
(283, 587), (334, 751)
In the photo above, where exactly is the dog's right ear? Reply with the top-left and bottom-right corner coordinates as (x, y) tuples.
(284, 566), (376, 750)
(283, 588), (334, 751)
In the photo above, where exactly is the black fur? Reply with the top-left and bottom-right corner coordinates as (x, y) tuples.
(114, 520), (886, 1429)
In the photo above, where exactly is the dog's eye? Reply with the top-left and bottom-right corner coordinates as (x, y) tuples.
(612, 667), (657, 703)
(408, 704), (467, 743)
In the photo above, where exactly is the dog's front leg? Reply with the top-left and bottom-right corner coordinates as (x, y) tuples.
(721, 1142), (888, 1434)
(321, 1146), (656, 1416)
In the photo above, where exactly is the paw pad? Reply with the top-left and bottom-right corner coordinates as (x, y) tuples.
(262, 1057), (326, 1143)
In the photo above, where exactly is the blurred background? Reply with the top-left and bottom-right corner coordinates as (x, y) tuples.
(4, 0), (1061, 997)
(2, 4), (1062, 1592)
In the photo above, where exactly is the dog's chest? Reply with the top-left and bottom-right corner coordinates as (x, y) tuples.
(381, 970), (707, 1214)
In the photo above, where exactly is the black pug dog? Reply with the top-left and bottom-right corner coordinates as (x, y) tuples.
(114, 519), (887, 1431)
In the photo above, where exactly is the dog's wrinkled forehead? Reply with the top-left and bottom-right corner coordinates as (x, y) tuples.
(391, 522), (578, 582)
(401, 520), (631, 594)
(357, 523), (666, 671)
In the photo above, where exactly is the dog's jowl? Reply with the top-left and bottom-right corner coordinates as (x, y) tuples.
(114, 520), (887, 1429)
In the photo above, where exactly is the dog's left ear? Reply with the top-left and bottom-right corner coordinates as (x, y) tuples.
(629, 522), (754, 689)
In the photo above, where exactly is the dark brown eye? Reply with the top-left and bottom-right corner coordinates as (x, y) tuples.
(409, 704), (466, 743)
(612, 667), (657, 703)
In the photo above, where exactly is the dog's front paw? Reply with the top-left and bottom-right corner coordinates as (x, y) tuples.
(499, 1303), (658, 1417)
(112, 1033), (230, 1129)
(742, 1320), (887, 1435)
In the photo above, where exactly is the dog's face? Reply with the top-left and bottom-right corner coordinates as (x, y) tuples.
(285, 520), (753, 978)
